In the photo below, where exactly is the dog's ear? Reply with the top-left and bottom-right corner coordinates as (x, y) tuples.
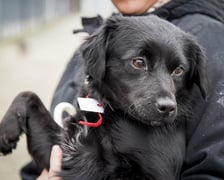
(80, 16), (120, 82)
(186, 38), (209, 100)
(80, 26), (107, 82)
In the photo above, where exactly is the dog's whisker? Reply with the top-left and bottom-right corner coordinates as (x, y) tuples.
(126, 103), (136, 114)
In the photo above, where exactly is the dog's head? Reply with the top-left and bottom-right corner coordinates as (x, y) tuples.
(80, 15), (208, 126)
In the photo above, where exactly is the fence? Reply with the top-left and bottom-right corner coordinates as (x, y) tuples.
(0, 0), (80, 40)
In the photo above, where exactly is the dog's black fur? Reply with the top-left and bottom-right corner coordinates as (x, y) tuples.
(0, 15), (208, 180)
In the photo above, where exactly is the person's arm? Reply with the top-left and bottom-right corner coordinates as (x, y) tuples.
(50, 15), (104, 113)
(181, 98), (224, 180)
(50, 52), (84, 113)
(166, 9), (224, 180)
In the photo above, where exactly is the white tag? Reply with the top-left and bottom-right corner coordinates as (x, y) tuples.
(77, 97), (104, 113)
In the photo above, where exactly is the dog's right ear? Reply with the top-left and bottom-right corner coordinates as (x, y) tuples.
(80, 15), (121, 82)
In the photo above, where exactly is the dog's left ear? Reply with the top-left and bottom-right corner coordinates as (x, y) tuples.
(186, 38), (209, 100)
(80, 25), (107, 82)
(80, 15), (121, 82)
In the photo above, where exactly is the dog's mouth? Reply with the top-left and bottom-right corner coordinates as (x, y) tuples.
(148, 113), (177, 126)
(150, 121), (163, 126)
(149, 112), (177, 126)
(127, 109), (177, 126)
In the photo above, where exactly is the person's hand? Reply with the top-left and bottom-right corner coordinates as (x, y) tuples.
(37, 145), (63, 180)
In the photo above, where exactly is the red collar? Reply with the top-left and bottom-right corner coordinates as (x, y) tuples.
(78, 94), (104, 128)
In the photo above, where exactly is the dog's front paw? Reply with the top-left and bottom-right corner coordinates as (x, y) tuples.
(0, 111), (24, 155)
(0, 131), (19, 155)
(0, 94), (27, 155)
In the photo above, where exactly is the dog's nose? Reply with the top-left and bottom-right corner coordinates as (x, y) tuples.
(155, 97), (177, 116)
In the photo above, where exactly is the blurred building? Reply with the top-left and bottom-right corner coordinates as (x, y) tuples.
(0, 0), (115, 40)
(0, 0), (80, 40)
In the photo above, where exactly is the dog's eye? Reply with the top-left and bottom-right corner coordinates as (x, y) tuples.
(172, 66), (184, 77)
(132, 57), (146, 69)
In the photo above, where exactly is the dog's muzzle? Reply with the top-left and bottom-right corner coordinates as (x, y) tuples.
(151, 97), (177, 125)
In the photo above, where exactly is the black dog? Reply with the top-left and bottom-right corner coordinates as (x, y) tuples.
(0, 15), (208, 180)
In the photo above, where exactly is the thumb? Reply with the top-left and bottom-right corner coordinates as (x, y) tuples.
(48, 145), (63, 179)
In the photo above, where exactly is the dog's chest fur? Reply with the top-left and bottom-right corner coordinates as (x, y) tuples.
(63, 109), (186, 180)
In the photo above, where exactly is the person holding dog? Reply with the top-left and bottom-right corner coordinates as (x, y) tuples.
(24, 0), (224, 179)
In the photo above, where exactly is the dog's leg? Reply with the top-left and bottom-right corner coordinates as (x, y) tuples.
(0, 91), (62, 169)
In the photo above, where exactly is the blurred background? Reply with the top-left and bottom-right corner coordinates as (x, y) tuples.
(0, 0), (115, 179)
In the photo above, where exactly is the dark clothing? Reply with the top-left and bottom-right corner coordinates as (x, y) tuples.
(21, 0), (224, 179)
(154, 0), (224, 23)
(153, 1), (224, 179)
(20, 161), (42, 180)
(171, 14), (224, 180)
